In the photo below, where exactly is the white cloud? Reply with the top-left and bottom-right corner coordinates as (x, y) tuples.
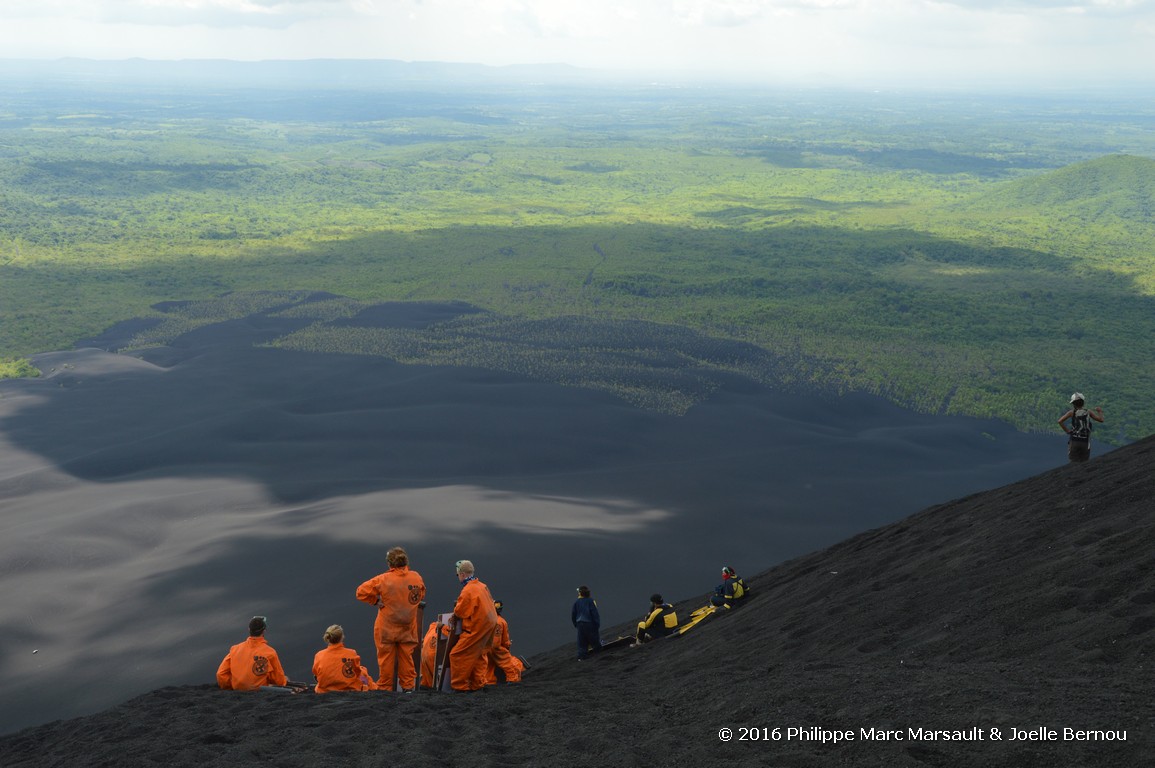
(671, 0), (768, 27)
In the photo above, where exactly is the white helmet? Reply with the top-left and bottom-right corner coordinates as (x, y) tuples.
(1070, 392), (1085, 404)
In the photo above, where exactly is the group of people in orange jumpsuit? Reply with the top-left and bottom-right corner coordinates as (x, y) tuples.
(216, 548), (522, 694)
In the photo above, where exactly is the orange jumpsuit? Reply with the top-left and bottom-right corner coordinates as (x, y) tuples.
(312, 642), (378, 693)
(485, 615), (523, 685)
(356, 565), (426, 689)
(419, 620), (453, 689)
(449, 577), (498, 691)
(216, 636), (288, 690)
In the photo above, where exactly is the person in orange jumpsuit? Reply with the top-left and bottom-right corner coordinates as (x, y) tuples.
(356, 546), (426, 690)
(485, 600), (523, 685)
(448, 559), (498, 692)
(419, 619), (454, 689)
(216, 616), (288, 690)
(419, 620), (440, 689)
(312, 624), (378, 693)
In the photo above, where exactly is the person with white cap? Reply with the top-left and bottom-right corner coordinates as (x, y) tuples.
(1058, 392), (1105, 463)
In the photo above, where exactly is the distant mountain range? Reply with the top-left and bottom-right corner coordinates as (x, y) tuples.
(0, 57), (607, 88)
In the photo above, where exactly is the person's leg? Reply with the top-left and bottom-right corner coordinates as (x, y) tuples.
(492, 644), (521, 682)
(449, 631), (489, 691)
(376, 640), (398, 688)
(395, 640), (418, 689)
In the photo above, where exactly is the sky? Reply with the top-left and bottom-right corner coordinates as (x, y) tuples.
(0, 0), (1152, 88)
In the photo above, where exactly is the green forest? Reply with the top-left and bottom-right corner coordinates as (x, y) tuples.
(2, 76), (1154, 441)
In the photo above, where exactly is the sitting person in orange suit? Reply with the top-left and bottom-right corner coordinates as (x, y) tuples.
(485, 600), (524, 685)
(419, 619), (451, 689)
(216, 616), (288, 690)
(312, 624), (378, 693)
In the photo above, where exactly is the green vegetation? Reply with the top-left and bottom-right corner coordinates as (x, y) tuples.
(0, 357), (40, 379)
(1, 81), (1153, 441)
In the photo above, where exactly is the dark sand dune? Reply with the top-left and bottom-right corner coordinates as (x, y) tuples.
(0, 300), (1070, 741)
(1, 434), (1150, 767)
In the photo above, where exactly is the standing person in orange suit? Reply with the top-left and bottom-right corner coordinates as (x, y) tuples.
(216, 616), (288, 690)
(485, 600), (524, 685)
(356, 546), (426, 690)
(312, 624), (378, 693)
(449, 559), (498, 692)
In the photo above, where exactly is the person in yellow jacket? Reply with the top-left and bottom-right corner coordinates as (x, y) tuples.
(635, 594), (678, 643)
(356, 546), (426, 690)
(485, 600), (523, 685)
(312, 624), (378, 693)
(449, 559), (498, 692)
(216, 616), (288, 690)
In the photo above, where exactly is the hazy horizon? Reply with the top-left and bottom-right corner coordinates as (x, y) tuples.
(1, 1), (1153, 91)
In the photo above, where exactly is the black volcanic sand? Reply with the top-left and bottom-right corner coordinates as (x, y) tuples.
(0, 302), (1070, 742)
(1, 433), (1151, 767)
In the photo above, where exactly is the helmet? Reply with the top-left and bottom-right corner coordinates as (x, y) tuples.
(722, 566), (736, 578)
(493, 600), (504, 614)
(1070, 392), (1085, 404)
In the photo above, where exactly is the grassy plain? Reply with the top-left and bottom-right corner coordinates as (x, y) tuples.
(2, 71), (1154, 439)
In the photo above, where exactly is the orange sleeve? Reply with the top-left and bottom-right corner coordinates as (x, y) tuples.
(355, 575), (380, 606)
(311, 650), (324, 686)
(216, 651), (233, 689)
(267, 649), (288, 687)
(453, 583), (475, 621)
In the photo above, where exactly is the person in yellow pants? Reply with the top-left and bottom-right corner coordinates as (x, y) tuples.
(485, 600), (523, 685)
(636, 594), (677, 643)
(449, 560), (498, 692)
(356, 546), (426, 690)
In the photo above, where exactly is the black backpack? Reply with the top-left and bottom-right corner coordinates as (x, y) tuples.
(1070, 409), (1092, 440)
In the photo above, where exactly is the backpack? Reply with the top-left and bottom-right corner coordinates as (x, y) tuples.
(1069, 409), (1092, 441)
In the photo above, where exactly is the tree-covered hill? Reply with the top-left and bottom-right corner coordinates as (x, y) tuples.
(970, 154), (1155, 215)
(2, 79), (1154, 442)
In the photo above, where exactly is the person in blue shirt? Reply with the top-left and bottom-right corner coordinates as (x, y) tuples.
(711, 566), (749, 608)
(571, 585), (602, 660)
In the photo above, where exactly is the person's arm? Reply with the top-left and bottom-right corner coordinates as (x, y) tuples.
(216, 653), (233, 689)
(453, 587), (473, 623)
(1058, 409), (1074, 433)
(1091, 406), (1105, 423)
(268, 651), (288, 687)
(355, 576), (380, 606)
(591, 601), (600, 627)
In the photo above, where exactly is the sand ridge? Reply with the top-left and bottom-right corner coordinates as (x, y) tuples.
(0, 300), (1065, 738)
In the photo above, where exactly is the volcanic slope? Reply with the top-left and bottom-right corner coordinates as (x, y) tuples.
(2, 435), (1152, 768)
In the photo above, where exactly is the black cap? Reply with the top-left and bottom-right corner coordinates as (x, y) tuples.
(650, 593), (663, 605)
